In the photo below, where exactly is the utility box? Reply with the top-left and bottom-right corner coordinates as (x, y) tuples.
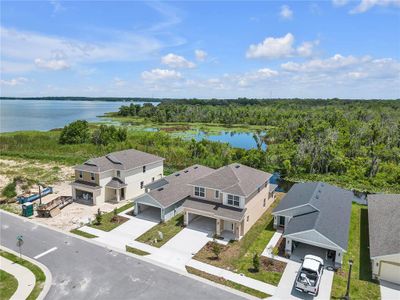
(22, 202), (34, 217)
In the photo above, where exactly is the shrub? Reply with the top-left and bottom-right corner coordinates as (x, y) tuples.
(92, 125), (127, 146)
(59, 120), (90, 144)
(2, 181), (17, 199)
(95, 208), (102, 225)
(212, 240), (222, 259)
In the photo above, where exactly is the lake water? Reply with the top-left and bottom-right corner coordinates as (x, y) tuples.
(0, 99), (158, 133)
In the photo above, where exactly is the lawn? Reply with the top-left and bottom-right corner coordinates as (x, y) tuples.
(88, 202), (133, 232)
(331, 203), (380, 299)
(193, 193), (286, 286)
(0, 269), (18, 300)
(186, 266), (270, 299)
(126, 245), (150, 256)
(136, 213), (184, 247)
(70, 228), (98, 238)
(0, 250), (46, 300)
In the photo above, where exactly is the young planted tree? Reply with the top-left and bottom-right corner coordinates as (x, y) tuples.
(212, 240), (222, 260)
(253, 253), (260, 272)
(95, 208), (102, 225)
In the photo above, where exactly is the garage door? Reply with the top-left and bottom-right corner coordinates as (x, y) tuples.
(381, 262), (400, 285)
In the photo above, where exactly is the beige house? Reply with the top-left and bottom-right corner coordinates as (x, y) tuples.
(368, 194), (400, 285)
(71, 149), (164, 205)
(182, 163), (275, 240)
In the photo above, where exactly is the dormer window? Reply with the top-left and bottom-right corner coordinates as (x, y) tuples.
(143, 166), (146, 173)
(90, 172), (95, 181)
(215, 190), (219, 199)
(117, 170), (121, 178)
(79, 171), (83, 179)
(227, 194), (240, 207)
(194, 186), (205, 198)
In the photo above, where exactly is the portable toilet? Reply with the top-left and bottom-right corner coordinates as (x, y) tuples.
(22, 202), (34, 217)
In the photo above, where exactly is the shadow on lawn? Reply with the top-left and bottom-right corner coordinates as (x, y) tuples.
(359, 207), (374, 282)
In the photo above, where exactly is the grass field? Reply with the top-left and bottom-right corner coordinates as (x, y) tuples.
(193, 194), (285, 286)
(125, 245), (150, 256)
(70, 229), (98, 238)
(331, 204), (380, 299)
(0, 250), (46, 300)
(136, 213), (184, 247)
(0, 269), (18, 300)
(186, 266), (270, 299)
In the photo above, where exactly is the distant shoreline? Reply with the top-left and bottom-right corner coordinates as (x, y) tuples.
(0, 97), (160, 102)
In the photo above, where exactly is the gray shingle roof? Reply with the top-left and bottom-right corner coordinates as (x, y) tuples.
(75, 149), (164, 173)
(105, 177), (127, 189)
(367, 194), (400, 258)
(275, 182), (353, 251)
(190, 163), (272, 200)
(182, 197), (246, 222)
(138, 165), (215, 208)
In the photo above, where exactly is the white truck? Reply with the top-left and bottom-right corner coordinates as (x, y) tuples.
(295, 255), (324, 296)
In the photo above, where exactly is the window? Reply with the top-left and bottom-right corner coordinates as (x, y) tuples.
(79, 171), (83, 179)
(227, 194), (240, 207)
(143, 166), (146, 173)
(247, 216), (249, 222)
(215, 190), (219, 199)
(263, 198), (266, 207)
(90, 172), (95, 181)
(140, 181), (144, 189)
(152, 177), (155, 182)
(194, 186), (205, 197)
(116, 170), (121, 177)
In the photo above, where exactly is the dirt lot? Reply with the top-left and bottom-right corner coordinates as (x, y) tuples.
(0, 158), (129, 232)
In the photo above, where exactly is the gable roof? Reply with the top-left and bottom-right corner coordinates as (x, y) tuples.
(275, 182), (353, 251)
(75, 149), (164, 173)
(138, 165), (215, 208)
(367, 194), (400, 258)
(190, 163), (272, 199)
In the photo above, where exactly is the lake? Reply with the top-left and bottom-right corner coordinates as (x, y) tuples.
(1, 99), (266, 150)
(0, 99), (158, 133)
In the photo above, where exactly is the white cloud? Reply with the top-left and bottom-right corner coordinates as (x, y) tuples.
(113, 77), (127, 86)
(161, 53), (196, 68)
(280, 5), (293, 19)
(49, 0), (65, 14)
(246, 33), (317, 59)
(0, 77), (28, 86)
(0, 26), (167, 74)
(195, 50), (208, 62)
(34, 58), (70, 70)
(141, 68), (182, 81)
(332, 0), (349, 6)
(350, 0), (400, 13)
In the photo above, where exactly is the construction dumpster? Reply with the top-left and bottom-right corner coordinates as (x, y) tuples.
(22, 202), (34, 217)
(17, 187), (53, 204)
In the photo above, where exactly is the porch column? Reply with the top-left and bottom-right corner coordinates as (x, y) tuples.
(116, 189), (120, 202)
(216, 219), (221, 235)
(235, 223), (240, 240)
(273, 215), (278, 229)
(134, 203), (139, 215)
(184, 211), (189, 226)
(285, 238), (292, 255)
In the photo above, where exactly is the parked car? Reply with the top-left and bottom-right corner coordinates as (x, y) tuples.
(295, 255), (324, 296)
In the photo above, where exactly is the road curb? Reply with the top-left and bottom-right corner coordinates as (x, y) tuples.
(0, 209), (254, 299)
(0, 244), (52, 300)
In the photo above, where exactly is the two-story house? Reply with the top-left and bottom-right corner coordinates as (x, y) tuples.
(71, 149), (164, 206)
(182, 163), (274, 240)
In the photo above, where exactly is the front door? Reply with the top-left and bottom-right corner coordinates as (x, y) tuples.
(279, 216), (285, 227)
(120, 188), (125, 200)
(224, 221), (234, 232)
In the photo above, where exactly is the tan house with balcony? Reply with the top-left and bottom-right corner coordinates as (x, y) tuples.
(71, 149), (164, 205)
(182, 163), (275, 240)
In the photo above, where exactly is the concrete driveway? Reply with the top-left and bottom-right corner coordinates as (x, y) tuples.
(380, 280), (400, 300)
(149, 216), (214, 270)
(271, 260), (334, 300)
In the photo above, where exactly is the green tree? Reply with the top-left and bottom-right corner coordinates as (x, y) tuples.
(59, 120), (90, 144)
(95, 208), (102, 225)
(253, 253), (260, 272)
(212, 240), (222, 259)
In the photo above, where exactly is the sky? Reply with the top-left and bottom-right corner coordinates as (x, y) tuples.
(1, 0), (400, 99)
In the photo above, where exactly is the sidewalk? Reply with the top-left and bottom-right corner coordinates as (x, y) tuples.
(187, 259), (277, 296)
(0, 256), (35, 300)
(261, 232), (290, 263)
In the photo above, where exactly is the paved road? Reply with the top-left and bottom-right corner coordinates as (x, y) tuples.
(0, 211), (245, 300)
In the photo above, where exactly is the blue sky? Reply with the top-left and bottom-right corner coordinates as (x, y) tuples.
(1, 0), (399, 98)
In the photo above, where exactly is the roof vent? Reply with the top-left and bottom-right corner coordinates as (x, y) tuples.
(106, 154), (122, 164)
(175, 173), (180, 177)
(157, 187), (164, 191)
(184, 170), (189, 173)
(235, 165), (240, 168)
(84, 159), (97, 167)
(194, 166), (198, 169)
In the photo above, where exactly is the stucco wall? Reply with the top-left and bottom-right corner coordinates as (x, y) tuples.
(243, 184), (272, 235)
(75, 170), (100, 184)
(191, 186), (222, 203)
(372, 253), (400, 280)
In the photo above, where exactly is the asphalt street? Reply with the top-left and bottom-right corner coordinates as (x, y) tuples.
(0, 211), (246, 300)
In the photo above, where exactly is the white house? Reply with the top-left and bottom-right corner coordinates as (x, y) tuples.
(71, 149), (164, 205)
